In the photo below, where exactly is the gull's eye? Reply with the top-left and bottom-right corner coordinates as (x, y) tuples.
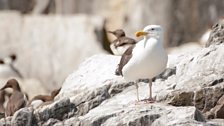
(151, 28), (155, 31)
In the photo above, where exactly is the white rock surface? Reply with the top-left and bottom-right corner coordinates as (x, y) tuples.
(57, 54), (120, 100)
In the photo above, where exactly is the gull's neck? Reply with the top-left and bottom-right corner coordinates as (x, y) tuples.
(143, 34), (163, 48)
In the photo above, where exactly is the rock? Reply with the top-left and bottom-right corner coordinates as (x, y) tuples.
(215, 96), (224, 119)
(158, 45), (224, 113)
(62, 117), (81, 126)
(207, 119), (224, 126)
(34, 98), (76, 123)
(42, 118), (60, 126)
(56, 54), (137, 116)
(0, 12), (106, 90)
(80, 104), (204, 126)
(0, 117), (12, 126)
(207, 20), (224, 47)
(205, 95), (224, 119)
(11, 107), (33, 126)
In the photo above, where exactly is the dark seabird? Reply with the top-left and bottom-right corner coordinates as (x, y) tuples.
(108, 29), (136, 56)
(0, 79), (27, 116)
(0, 59), (4, 64)
(116, 25), (168, 103)
(0, 90), (6, 119)
(29, 88), (61, 109)
(0, 90), (6, 113)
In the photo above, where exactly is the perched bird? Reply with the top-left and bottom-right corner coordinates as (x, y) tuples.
(0, 59), (4, 64)
(0, 79), (27, 116)
(29, 88), (61, 109)
(108, 29), (136, 56)
(0, 90), (6, 113)
(0, 54), (23, 78)
(0, 90), (6, 119)
(116, 25), (168, 102)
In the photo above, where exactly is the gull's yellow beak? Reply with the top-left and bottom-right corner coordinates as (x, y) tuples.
(135, 31), (148, 37)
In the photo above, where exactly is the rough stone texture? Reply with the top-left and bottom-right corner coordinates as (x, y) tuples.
(56, 54), (135, 116)
(42, 118), (60, 126)
(207, 119), (224, 126)
(205, 95), (224, 119)
(11, 107), (33, 126)
(207, 19), (224, 47)
(0, 12), (106, 91)
(156, 45), (224, 112)
(56, 54), (120, 99)
(81, 104), (205, 126)
(0, 116), (12, 126)
(34, 98), (76, 123)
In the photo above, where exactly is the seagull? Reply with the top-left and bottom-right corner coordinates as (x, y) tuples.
(0, 79), (27, 116)
(108, 29), (136, 56)
(116, 25), (168, 102)
(29, 88), (61, 109)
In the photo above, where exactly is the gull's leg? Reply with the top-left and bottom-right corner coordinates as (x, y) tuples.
(149, 79), (152, 99)
(135, 82), (140, 102)
(141, 79), (155, 103)
(148, 79), (155, 103)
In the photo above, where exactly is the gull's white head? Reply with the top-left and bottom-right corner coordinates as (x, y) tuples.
(135, 25), (163, 39)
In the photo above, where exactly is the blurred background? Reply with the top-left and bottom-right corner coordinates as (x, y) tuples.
(0, 0), (223, 97)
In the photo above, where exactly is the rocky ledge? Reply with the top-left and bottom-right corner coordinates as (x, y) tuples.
(1, 21), (224, 126)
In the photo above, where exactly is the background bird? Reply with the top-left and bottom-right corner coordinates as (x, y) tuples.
(108, 29), (137, 56)
(29, 87), (61, 109)
(0, 90), (6, 114)
(116, 25), (168, 103)
(0, 79), (27, 116)
(0, 54), (23, 79)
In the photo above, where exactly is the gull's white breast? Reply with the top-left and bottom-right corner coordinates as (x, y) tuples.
(123, 38), (168, 81)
